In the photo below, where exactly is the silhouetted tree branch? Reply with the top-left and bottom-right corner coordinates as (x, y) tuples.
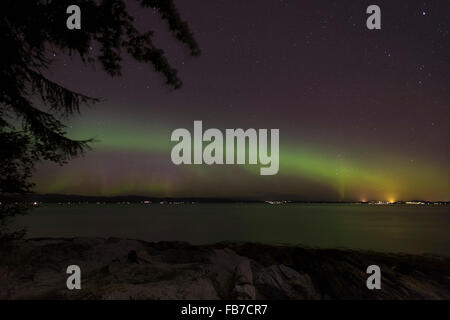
(0, 0), (200, 236)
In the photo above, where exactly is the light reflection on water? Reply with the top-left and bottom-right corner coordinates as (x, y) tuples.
(13, 203), (450, 256)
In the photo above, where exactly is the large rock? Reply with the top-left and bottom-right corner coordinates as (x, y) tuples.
(1, 238), (449, 300)
(254, 264), (320, 299)
(232, 260), (256, 299)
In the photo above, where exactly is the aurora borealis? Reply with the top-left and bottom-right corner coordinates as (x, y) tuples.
(33, 0), (449, 201)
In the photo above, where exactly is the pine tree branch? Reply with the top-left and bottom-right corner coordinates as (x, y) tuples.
(139, 0), (201, 56)
(27, 69), (100, 118)
(11, 95), (92, 162)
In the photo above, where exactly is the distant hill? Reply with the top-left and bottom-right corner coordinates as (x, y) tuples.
(3, 193), (448, 204)
(21, 193), (262, 204)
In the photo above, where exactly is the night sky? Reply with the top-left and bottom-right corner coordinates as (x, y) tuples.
(33, 0), (450, 201)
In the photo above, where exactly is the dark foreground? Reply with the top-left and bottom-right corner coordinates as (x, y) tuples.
(0, 238), (449, 299)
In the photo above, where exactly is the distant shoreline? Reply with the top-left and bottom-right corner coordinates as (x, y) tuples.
(5, 193), (450, 205)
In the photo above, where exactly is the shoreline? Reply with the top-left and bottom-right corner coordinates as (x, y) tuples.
(1, 237), (449, 300)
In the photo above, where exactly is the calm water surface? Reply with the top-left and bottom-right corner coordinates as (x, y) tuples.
(13, 203), (450, 255)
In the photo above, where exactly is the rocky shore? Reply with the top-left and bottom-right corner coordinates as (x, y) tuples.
(0, 238), (449, 299)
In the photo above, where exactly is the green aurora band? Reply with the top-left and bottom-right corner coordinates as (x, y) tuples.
(33, 119), (450, 201)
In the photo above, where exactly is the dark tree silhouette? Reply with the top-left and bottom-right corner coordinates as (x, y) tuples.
(0, 129), (36, 238)
(0, 0), (200, 236)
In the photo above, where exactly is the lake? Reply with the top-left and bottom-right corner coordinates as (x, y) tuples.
(13, 203), (450, 256)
